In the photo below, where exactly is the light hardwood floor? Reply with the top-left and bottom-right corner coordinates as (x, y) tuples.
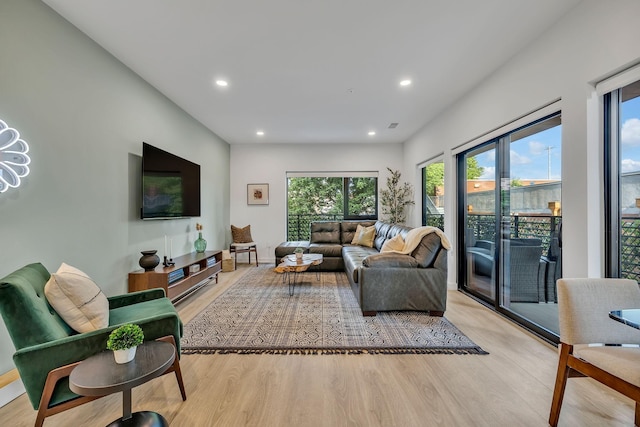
(0, 265), (635, 426)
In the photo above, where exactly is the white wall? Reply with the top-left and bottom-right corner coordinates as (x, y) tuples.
(404, 0), (640, 283)
(0, 0), (229, 380)
(230, 143), (404, 262)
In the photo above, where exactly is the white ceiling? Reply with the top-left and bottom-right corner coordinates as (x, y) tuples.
(42, 0), (581, 145)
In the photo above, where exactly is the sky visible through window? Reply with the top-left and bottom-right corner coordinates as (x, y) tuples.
(473, 125), (562, 181)
(621, 96), (640, 174)
(471, 96), (640, 180)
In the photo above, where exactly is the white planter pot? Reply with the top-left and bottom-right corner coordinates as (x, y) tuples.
(295, 252), (303, 260)
(113, 346), (137, 364)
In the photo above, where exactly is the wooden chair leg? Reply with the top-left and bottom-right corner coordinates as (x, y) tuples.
(172, 356), (187, 401)
(35, 409), (45, 427)
(157, 336), (187, 401)
(549, 343), (572, 427)
(231, 245), (258, 267)
(34, 362), (100, 427)
(233, 248), (237, 270)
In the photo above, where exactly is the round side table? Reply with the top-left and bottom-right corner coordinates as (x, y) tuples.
(69, 340), (175, 426)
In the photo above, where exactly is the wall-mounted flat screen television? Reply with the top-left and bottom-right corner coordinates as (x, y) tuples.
(141, 142), (201, 219)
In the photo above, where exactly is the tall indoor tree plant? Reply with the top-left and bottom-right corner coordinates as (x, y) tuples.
(380, 167), (415, 224)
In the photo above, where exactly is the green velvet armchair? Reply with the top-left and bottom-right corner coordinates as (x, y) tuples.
(0, 263), (187, 427)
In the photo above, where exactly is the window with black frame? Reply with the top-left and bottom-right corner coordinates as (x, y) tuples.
(286, 173), (378, 241)
(605, 78), (640, 280)
(422, 160), (445, 231)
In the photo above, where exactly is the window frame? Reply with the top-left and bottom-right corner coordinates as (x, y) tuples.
(604, 90), (621, 277)
(598, 64), (640, 279)
(285, 173), (379, 241)
(342, 176), (379, 220)
(421, 158), (445, 230)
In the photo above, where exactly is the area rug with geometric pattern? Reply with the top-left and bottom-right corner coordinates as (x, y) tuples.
(181, 265), (487, 355)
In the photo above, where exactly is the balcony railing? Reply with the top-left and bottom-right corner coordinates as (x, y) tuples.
(288, 212), (640, 281)
(466, 213), (562, 250)
(424, 213), (444, 230)
(621, 217), (640, 281)
(288, 214), (446, 241)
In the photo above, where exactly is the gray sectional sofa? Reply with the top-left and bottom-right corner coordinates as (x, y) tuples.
(275, 220), (449, 316)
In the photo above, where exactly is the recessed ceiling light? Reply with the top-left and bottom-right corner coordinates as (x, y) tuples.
(368, 131), (376, 136)
(400, 79), (412, 87)
(215, 80), (228, 87)
(256, 131), (264, 136)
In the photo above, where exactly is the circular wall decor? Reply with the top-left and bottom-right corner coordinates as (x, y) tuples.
(0, 119), (31, 193)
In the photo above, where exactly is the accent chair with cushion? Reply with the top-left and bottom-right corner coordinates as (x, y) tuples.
(230, 224), (258, 268)
(549, 278), (640, 426)
(0, 262), (186, 427)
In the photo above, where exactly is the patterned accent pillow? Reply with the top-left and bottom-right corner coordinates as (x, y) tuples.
(231, 224), (253, 243)
(351, 224), (376, 247)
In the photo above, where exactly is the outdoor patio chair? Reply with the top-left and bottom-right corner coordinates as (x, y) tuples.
(540, 223), (562, 303)
(508, 241), (544, 302)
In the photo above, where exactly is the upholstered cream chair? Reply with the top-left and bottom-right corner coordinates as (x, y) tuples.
(549, 278), (640, 426)
(230, 224), (258, 268)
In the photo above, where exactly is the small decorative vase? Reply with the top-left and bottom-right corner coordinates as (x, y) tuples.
(295, 252), (303, 260)
(113, 346), (137, 364)
(194, 232), (207, 253)
(139, 250), (160, 271)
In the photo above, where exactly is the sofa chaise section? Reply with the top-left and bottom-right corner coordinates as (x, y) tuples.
(343, 222), (448, 316)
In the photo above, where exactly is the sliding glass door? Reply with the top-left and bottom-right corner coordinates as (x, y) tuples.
(461, 143), (497, 301)
(458, 113), (562, 341)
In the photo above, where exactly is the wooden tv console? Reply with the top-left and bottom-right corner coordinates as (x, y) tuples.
(128, 250), (222, 303)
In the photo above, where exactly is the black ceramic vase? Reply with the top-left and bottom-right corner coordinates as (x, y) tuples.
(139, 250), (160, 271)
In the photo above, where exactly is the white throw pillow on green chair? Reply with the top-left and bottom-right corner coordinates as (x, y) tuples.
(44, 262), (109, 333)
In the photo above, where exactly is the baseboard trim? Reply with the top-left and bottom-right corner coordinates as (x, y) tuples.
(0, 375), (25, 408)
(0, 369), (19, 388)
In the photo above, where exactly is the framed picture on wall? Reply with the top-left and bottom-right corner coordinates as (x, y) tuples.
(247, 183), (269, 205)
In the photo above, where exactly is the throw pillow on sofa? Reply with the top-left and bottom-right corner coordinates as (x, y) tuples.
(44, 263), (109, 333)
(351, 224), (376, 247)
(380, 233), (404, 252)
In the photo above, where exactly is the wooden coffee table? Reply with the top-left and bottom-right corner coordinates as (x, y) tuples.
(69, 340), (174, 426)
(274, 253), (323, 296)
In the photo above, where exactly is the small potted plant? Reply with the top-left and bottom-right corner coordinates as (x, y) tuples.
(107, 324), (144, 364)
(294, 247), (304, 261)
